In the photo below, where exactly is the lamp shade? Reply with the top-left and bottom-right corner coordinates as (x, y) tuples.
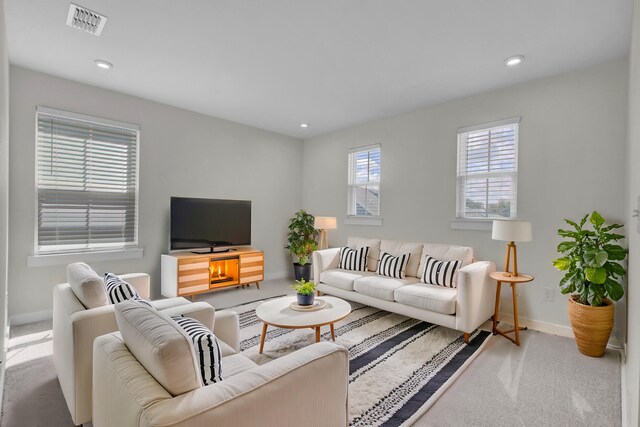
(314, 216), (337, 230)
(492, 220), (532, 242)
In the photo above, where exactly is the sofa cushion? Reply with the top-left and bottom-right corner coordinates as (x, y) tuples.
(354, 275), (420, 301)
(104, 273), (141, 304)
(221, 354), (258, 378)
(421, 256), (463, 288)
(150, 297), (191, 312)
(66, 262), (108, 309)
(320, 269), (375, 291)
(417, 244), (474, 278)
(380, 240), (424, 277)
(114, 300), (202, 397)
(376, 252), (411, 279)
(394, 284), (457, 315)
(338, 246), (369, 272)
(171, 316), (223, 385)
(347, 237), (381, 272)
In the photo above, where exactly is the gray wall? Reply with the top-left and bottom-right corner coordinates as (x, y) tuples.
(8, 66), (303, 319)
(625, 0), (640, 424)
(0, 0), (9, 383)
(303, 59), (629, 338)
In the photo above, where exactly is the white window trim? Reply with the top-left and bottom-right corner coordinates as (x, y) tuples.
(452, 116), (520, 230)
(33, 106), (142, 258)
(27, 248), (144, 268)
(347, 144), (382, 223)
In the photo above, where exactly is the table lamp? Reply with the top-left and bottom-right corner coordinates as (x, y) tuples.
(314, 216), (337, 250)
(492, 220), (532, 277)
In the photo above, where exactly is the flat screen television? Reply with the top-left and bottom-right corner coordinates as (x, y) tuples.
(170, 197), (251, 253)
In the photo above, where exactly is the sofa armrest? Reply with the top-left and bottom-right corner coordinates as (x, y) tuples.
(158, 302), (215, 332)
(143, 342), (349, 427)
(119, 273), (150, 299)
(313, 248), (341, 285)
(455, 260), (497, 333)
(213, 310), (239, 352)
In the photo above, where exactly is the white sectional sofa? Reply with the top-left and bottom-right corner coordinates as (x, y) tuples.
(313, 237), (496, 342)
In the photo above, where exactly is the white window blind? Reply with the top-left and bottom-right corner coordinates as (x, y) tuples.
(348, 145), (381, 217)
(36, 107), (140, 254)
(456, 118), (519, 219)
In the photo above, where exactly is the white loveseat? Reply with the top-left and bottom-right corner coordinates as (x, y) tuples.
(53, 271), (216, 425)
(313, 237), (496, 342)
(92, 300), (349, 427)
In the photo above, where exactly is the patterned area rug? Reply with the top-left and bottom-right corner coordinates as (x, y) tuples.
(232, 299), (492, 427)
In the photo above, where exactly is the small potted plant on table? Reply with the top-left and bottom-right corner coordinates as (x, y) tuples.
(292, 279), (317, 306)
(553, 211), (627, 357)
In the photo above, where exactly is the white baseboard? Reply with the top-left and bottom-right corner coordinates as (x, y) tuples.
(499, 310), (624, 349)
(9, 309), (53, 326)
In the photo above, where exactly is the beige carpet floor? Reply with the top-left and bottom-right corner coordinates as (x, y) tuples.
(0, 279), (622, 426)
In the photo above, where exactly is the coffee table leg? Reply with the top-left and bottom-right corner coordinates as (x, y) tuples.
(259, 323), (268, 354)
(315, 326), (321, 342)
(330, 323), (336, 341)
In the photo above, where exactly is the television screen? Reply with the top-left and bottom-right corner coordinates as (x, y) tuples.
(170, 197), (251, 251)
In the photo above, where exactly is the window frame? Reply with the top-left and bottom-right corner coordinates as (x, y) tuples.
(33, 106), (141, 256)
(455, 117), (520, 223)
(347, 144), (382, 222)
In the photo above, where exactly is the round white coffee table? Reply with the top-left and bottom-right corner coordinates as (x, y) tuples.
(255, 296), (351, 354)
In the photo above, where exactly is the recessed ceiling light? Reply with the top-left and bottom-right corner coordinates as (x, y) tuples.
(94, 59), (113, 69)
(300, 123), (310, 128)
(504, 55), (524, 67)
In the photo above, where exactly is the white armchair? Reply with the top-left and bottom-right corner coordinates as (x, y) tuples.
(92, 302), (349, 427)
(53, 272), (214, 426)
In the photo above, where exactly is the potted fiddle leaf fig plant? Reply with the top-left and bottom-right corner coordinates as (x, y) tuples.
(553, 211), (627, 357)
(292, 279), (317, 306)
(285, 209), (318, 281)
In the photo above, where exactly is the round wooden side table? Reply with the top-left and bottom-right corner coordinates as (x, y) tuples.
(489, 271), (534, 346)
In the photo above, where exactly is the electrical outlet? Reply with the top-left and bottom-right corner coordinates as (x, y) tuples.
(543, 288), (554, 302)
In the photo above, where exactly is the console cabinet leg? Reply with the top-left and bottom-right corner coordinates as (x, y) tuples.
(463, 332), (470, 344)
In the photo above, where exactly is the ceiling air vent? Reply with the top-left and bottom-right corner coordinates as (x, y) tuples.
(66, 3), (107, 36)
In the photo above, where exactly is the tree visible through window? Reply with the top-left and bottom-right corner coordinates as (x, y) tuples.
(348, 145), (381, 217)
(456, 118), (519, 219)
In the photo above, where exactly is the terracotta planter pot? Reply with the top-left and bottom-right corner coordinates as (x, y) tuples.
(567, 295), (614, 358)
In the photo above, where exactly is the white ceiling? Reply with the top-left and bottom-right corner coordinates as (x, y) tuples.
(4, 0), (633, 138)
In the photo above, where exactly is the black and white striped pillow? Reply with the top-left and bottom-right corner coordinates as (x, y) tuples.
(171, 316), (223, 385)
(338, 246), (369, 272)
(421, 256), (462, 288)
(376, 252), (410, 279)
(104, 273), (140, 304)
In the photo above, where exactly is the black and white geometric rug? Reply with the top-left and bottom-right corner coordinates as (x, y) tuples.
(232, 299), (492, 427)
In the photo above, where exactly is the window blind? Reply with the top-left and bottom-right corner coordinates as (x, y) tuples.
(456, 119), (519, 219)
(348, 145), (381, 217)
(36, 107), (139, 254)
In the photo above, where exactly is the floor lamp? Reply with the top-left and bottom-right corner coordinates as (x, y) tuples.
(491, 220), (532, 276)
(314, 216), (337, 249)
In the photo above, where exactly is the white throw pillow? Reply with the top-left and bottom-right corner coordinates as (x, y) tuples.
(114, 300), (202, 396)
(66, 262), (108, 309)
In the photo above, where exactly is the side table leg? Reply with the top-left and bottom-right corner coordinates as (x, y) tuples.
(330, 323), (336, 341)
(512, 283), (520, 346)
(315, 326), (321, 342)
(259, 323), (268, 354)
(493, 281), (502, 334)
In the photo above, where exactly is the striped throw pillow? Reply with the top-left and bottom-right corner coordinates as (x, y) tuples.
(376, 252), (410, 279)
(104, 273), (141, 304)
(421, 256), (462, 288)
(338, 246), (369, 272)
(171, 316), (223, 385)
